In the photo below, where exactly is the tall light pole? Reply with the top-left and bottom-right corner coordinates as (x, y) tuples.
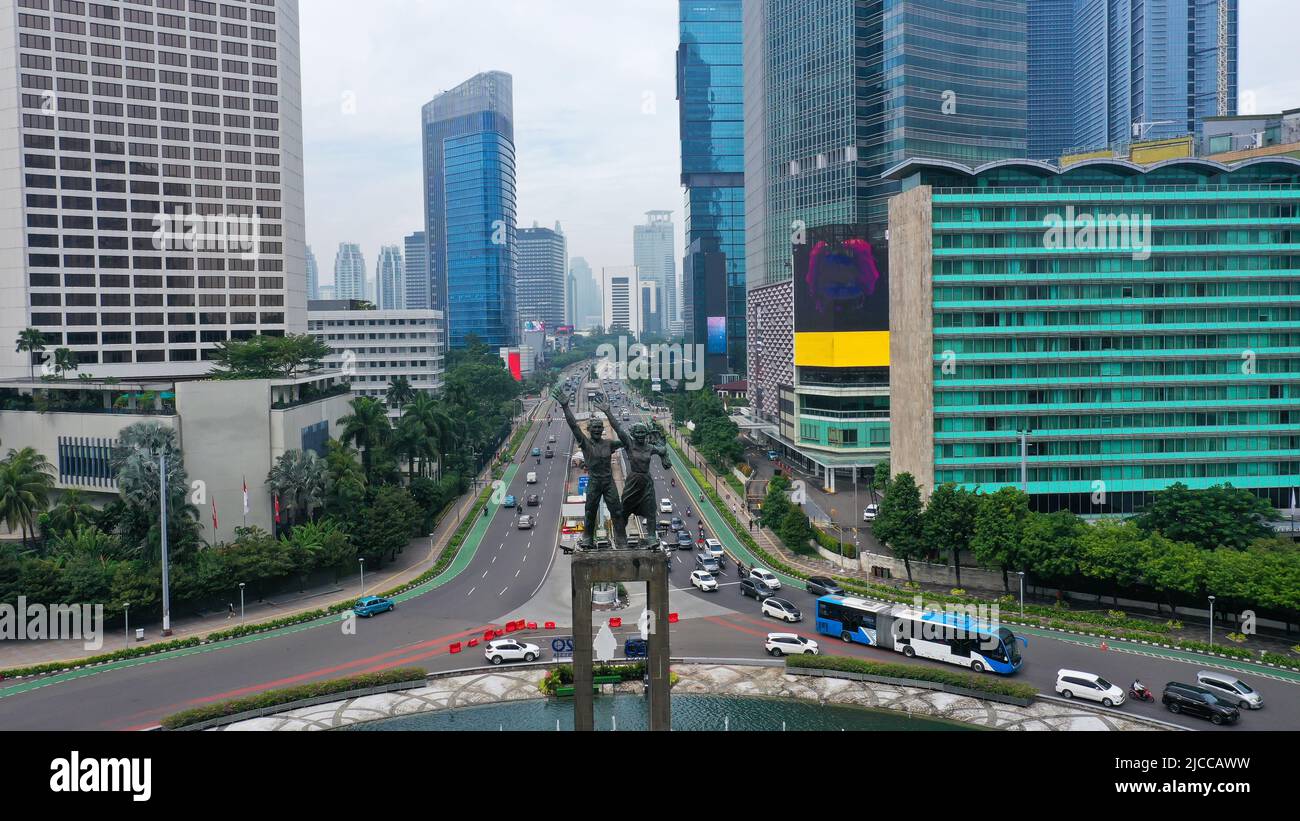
(1208, 595), (1216, 647)
(239, 582), (246, 623)
(1017, 571), (1025, 617)
(159, 452), (172, 636)
(123, 602), (130, 649)
(359, 557), (366, 595)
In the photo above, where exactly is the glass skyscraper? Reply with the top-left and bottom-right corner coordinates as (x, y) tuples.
(518, 222), (567, 329)
(376, 245), (404, 311)
(403, 231), (427, 311)
(679, 0), (746, 377)
(333, 243), (366, 302)
(422, 72), (517, 348)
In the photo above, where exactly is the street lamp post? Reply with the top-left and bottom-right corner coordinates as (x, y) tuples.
(359, 557), (366, 595)
(239, 582), (245, 623)
(1017, 571), (1025, 617)
(1208, 595), (1216, 647)
(123, 602), (130, 649)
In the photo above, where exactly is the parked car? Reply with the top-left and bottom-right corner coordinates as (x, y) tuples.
(659, 498), (674, 514)
(353, 596), (395, 618)
(624, 637), (648, 658)
(805, 576), (844, 597)
(695, 552), (720, 573)
(739, 577), (773, 601)
(762, 598), (802, 623)
(484, 639), (541, 665)
(749, 567), (782, 591)
(1195, 671), (1263, 710)
(765, 632), (818, 656)
(690, 570), (718, 591)
(1055, 669), (1126, 708)
(526, 493), (540, 506)
(1161, 682), (1240, 725)
(517, 514), (534, 530)
(862, 504), (879, 522)
(503, 495), (517, 509)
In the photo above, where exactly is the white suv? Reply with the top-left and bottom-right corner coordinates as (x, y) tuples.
(702, 538), (725, 561)
(765, 633), (818, 656)
(1055, 669), (1126, 707)
(749, 567), (781, 591)
(690, 570), (718, 591)
(659, 498), (674, 514)
(484, 639), (541, 665)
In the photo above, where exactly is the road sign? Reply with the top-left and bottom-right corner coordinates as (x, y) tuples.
(551, 636), (574, 661)
(578, 475), (589, 496)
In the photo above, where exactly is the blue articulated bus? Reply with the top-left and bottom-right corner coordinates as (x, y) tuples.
(815, 595), (1025, 675)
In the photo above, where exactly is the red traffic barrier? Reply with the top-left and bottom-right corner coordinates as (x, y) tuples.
(668, 613), (679, 624)
(467, 638), (479, 647)
(449, 642), (462, 654)
(494, 629), (505, 638)
(609, 617), (622, 629)
(527, 621), (537, 630)
(505, 621), (518, 633)
(483, 629), (494, 641)
(544, 621), (556, 630)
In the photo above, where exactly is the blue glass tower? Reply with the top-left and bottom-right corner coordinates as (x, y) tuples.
(678, 0), (746, 378)
(422, 72), (517, 349)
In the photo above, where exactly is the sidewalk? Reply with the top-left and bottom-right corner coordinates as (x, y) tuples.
(1, 399), (552, 670)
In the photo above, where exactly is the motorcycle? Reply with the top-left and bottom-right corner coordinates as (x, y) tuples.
(1129, 682), (1155, 703)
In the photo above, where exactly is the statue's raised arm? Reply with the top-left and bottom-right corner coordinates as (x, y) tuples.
(596, 401), (630, 453)
(552, 387), (587, 449)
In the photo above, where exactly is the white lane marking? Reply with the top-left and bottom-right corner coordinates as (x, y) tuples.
(498, 542), (504, 551)
(492, 555), (497, 564)
(523, 553), (528, 562)
(481, 570), (488, 579)
(499, 586), (509, 597)
(515, 569), (521, 578)
(468, 586), (476, 596)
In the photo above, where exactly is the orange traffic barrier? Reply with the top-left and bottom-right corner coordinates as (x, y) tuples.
(668, 613), (679, 624)
(482, 629), (494, 641)
(468, 638), (479, 647)
(494, 629), (505, 638)
(527, 622), (537, 630)
(544, 621), (556, 629)
(609, 617), (622, 628)
(1100, 641), (1109, 651)
(505, 621), (518, 633)
(449, 642), (462, 654)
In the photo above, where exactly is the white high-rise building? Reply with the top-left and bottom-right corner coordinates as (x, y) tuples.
(517, 221), (566, 328)
(601, 266), (641, 336)
(376, 245), (404, 310)
(333, 243), (365, 301)
(306, 245), (319, 301)
(633, 211), (677, 328)
(0, 0), (307, 379)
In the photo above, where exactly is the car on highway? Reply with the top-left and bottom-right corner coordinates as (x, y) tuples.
(749, 567), (782, 591)
(548, 435), (557, 443)
(624, 637), (649, 658)
(503, 495), (517, 509)
(526, 471), (538, 484)
(531, 447), (541, 457)
(1195, 671), (1263, 710)
(526, 493), (540, 506)
(484, 639), (541, 665)
(656, 519), (671, 534)
(670, 517), (684, 531)
(701, 538), (725, 563)
(1162, 682), (1240, 725)
(739, 577), (774, 601)
(690, 570), (718, 591)
(805, 576), (844, 596)
(676, 530), (694, 549)
(863, 504), (879, 522)
(353, 596), (395, 617)
(695, 551), (720, 573)
(761, 598), (802, 623)
(544, 447), (554, 458)
(659, 498), (673, 514)
(517, 514), (535, 529)
(765, 633), (818, 656)
(1055, 669), (1125, 707)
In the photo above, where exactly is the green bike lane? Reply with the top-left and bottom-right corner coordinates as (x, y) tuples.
(0, 462), (522, 701)
(665, 442), (1300, 686)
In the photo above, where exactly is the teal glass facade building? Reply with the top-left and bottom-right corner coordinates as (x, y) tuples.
(887, 157), (1300, 514)
(679, 0), (746, 377)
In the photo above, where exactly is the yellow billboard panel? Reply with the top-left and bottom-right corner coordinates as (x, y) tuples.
(795, 331), (891, 368)
(1131, 136), (1194, 164)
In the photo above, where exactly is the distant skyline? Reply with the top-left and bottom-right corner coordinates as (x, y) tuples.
(300, 0), (1292, 287)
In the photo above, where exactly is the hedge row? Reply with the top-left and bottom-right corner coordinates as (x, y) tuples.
(786, 654), (1038, 700)
(161, 667), (427, 729)
(539, 662), (646, 695)
(668, 433), (1300, 672)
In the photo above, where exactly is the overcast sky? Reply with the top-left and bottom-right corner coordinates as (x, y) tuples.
(301, 0), (1296, 287)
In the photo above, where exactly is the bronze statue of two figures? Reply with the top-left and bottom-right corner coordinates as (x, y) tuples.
(553, 388), (671, 550)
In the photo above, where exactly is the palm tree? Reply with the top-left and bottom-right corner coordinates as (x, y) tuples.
(392, 414), (427, 483)
(266, 449), (328, 526)
(14, 328), (45, 381)
(52, 347), (79, 379)
(0, 447), (56, 546)
(386, 377), (415, 420)
(45, 489), (93, 536)
(338, 396), (391, 478)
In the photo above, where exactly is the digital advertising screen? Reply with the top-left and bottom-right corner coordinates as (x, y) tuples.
(793, 225), (889, 368)
(707, 316), (727, 355)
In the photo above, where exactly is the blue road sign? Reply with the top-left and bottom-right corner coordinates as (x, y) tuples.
(578, 475), (589, 496)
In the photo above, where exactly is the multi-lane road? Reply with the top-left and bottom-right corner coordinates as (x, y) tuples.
(0, 370), (1297, 731)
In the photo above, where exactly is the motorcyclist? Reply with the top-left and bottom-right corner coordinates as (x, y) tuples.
(1131, 679), (1147, 696)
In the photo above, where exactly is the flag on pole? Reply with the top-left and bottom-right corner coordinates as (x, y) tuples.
(211, 496), (219, 531)
(242, 477), (250, 516)
(1290, 487), (1296, 512)
(274, 494), (281, 524)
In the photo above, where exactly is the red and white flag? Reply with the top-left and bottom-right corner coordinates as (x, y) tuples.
(274, 494), (281, 524)
(211, 496), (219, 531)
(242, 477), (250, 516)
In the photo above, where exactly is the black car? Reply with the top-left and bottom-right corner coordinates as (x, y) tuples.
(1162, 682), (1240, 725)
(526, 494), (540, 507)
(739, 577), (773, 601)
(805, 576), (844, 597)
(695, 552), (720, 573)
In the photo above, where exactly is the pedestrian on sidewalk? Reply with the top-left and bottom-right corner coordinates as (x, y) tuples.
(227, 602), (234, 620)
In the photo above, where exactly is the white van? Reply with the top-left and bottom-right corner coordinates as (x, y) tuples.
(1055, 669), (1125, 707)
(526, 471), (537, 484)
(1195, 671), (1263, 710)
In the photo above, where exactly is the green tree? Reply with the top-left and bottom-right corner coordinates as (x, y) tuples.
(209, 334), (331, 380)
(921, 483), (978, 588)
(777, 507), (814, 554)
(386, 377), (415, 419)
(266, 449), (328, 526)
(280, 518), (354, 583)
(971, 487), (1031, 593)
(356, 486), (419, 565)
(0, 447), (56, 547)
(111, 422), (198, 562)
(42, 489), (95, 539)
(872, 472), (926, 582)
(14, 327), (46, 381)
(325, 440), (367, 513)
(1134, 482), (1276, 551)
(219, 527), (294, 599)
(50, 347), (79, 379)
(1020, 509), (1084, 583)
(338, 396), (392, 479)
(1076, 520), (1149, 605)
